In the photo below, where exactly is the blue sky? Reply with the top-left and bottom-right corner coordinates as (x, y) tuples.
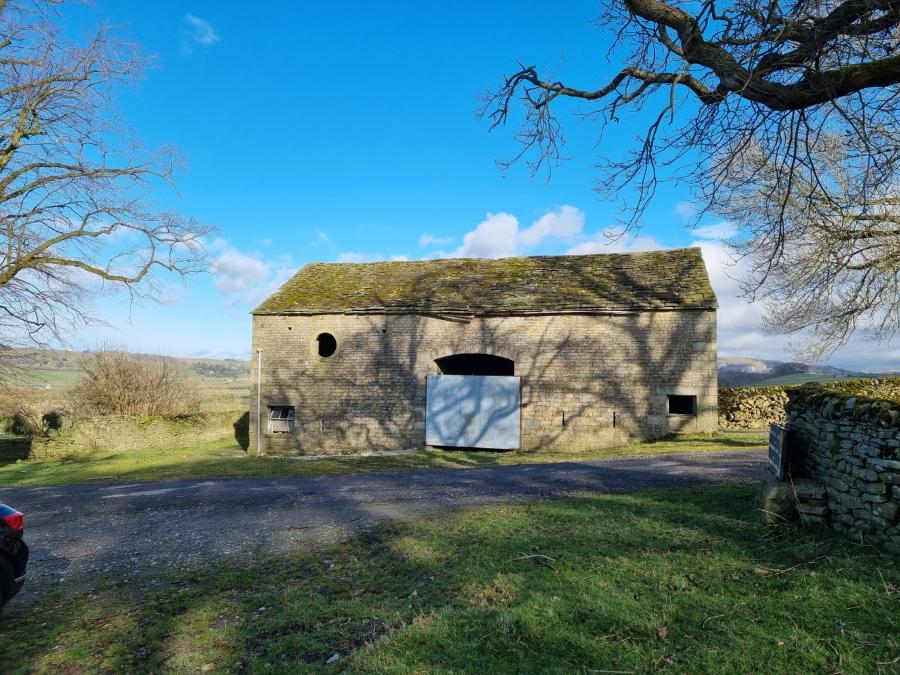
(63, 1), (897, 371)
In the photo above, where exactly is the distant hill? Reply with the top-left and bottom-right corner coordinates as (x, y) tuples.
(717, 358), (876, 388)
(2, 348), (250, 389)
(3, 347), (892, 393)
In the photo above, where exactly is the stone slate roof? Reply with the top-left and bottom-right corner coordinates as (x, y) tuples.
(253, 247), (717, 315)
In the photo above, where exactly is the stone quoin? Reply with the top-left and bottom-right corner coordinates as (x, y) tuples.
(249, 248), (718, 455)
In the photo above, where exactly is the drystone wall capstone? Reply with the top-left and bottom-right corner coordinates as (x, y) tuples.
(785, 379), (900, 552)
(718, 386), (788, 429)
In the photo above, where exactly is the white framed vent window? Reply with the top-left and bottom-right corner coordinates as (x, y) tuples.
(268, 406), (296, 433)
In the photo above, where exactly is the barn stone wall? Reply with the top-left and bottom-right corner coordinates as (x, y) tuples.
(249, 310), (717, 455)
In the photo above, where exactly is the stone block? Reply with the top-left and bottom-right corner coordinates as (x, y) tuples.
(757, 475), (797, 524)
(880, 472), (900, 485)
(869, 458), (900, 471)
(852, 467), (879, 482)
(829, 478), (849, 492)
(872, 502), (899, 522)
(793, 480), (825, 500)
(839, 494), (862, 509)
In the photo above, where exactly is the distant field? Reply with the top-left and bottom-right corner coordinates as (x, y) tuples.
(4, 348), (251, 411)
(196, 373), (250, 411)
(10, 370), (250, 411)
(7, 369), (82, 388)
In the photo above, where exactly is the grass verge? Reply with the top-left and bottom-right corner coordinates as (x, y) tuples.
(1, 484), (896, 673)
(0, 432), (766, 487)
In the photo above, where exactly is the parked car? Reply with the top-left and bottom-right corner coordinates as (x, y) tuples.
(0, 503), (27, 615)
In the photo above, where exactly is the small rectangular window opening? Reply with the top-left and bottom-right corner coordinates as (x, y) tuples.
(667, 395), (697, 416)
(268, 406), (296, 433)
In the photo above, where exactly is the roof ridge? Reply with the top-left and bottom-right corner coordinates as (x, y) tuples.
(254, 247), (717, 315)
(301, 247), (701, 268)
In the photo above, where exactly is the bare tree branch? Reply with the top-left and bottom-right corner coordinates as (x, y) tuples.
(0, 1), (212, 353)
(481, 0), (900, 355)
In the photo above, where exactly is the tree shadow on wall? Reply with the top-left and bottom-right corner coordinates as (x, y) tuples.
(255, 260), (715, 455)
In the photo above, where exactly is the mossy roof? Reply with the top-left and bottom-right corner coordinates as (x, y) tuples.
(253, 247), (717, 315)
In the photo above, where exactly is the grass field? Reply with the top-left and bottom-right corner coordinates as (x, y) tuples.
(7, 368), (83, 388)
(1, 484), (896, 674)
(0, 432), (767, 487)
(195, 374), (250, 412)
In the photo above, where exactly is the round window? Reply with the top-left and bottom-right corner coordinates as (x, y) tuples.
(316, 332), (337, 358)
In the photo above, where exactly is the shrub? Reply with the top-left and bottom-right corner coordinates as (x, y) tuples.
(69, 348), (200, 418)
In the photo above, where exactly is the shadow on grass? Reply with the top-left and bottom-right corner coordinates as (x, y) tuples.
(234, 411), (250, 451)
(0, 432), (765, 487)
(1, 484), (895, 673)
(643, 433), (766, 449)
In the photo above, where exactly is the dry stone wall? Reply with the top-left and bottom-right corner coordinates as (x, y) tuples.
(250, 310), (718, 456)
(785, 379), (900, 552)
(26, 410), (246, 459)
(718, 386), (788, 429)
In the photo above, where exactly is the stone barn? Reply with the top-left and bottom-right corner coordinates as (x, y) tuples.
(249, 247), (718, 456)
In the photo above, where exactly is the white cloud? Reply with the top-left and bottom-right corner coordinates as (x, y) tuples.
(210, 241), (293, 307)
(182, 15), (220, 54)
(446, 205), (587, 259)
(336, 252), (371, 263)
(519, 205), (584, 247)
(566, 230), (663, 255)
(418, 233), (454, 248)
(211, 249), (269, 294)
(674, 201), (697, 221)
(156, 280), (189, 305)
(693, 221), (737, 240)
(694, 237), (900, 370)
(336, 252), (408, 263)
(451, 212), (520, 258)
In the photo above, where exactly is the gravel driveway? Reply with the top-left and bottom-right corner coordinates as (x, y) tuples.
(0, 449), (764, 612)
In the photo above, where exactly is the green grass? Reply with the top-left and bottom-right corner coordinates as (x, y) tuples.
(0, 432), (766, 487)
(7, 368), (83, 388)
(1, 485), (896, 673)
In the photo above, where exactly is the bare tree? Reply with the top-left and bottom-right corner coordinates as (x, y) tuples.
(715, 135), (899, 358)
(480, 0), (900, 355)
(0, 1), (210, 350)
